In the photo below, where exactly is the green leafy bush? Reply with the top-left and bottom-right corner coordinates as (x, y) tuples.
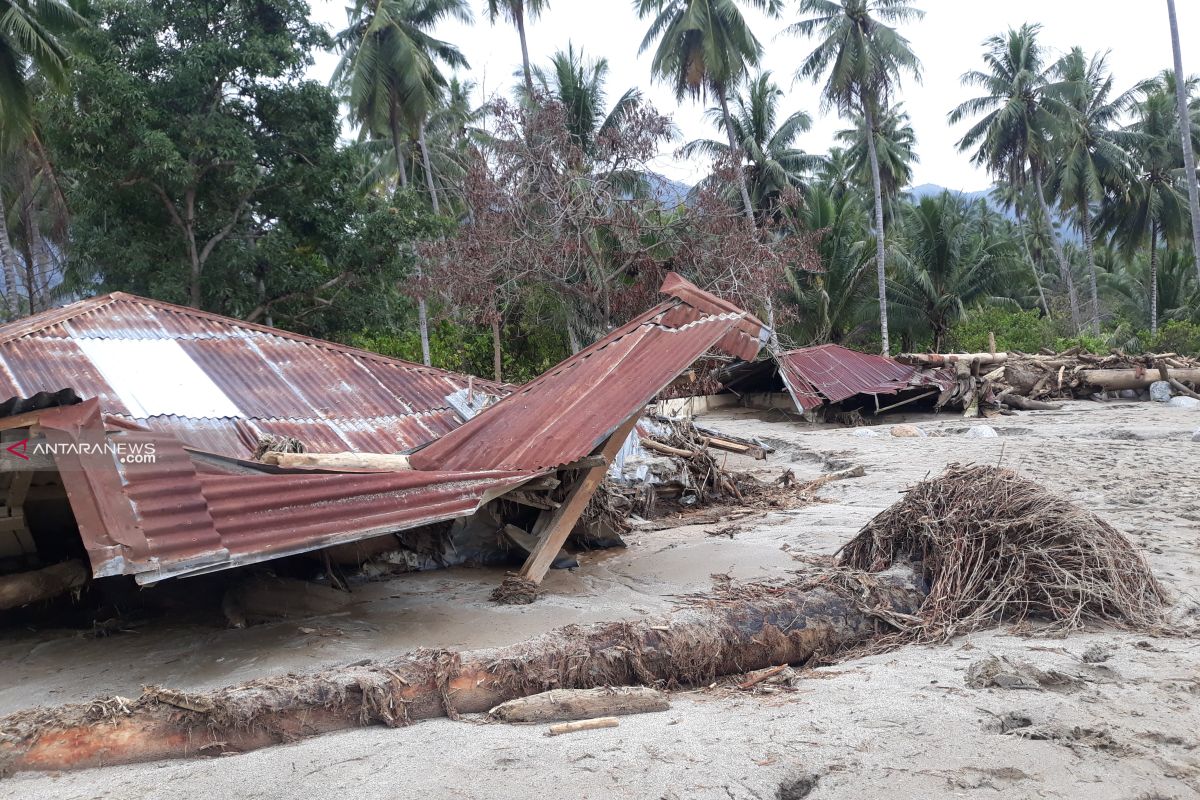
(946, 307), (1053, 354)
(1149, 321), (1200, 356)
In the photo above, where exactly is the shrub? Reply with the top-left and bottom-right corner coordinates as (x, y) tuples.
(1149, 321), (1200, 356)
(946, 307), (1053, 354)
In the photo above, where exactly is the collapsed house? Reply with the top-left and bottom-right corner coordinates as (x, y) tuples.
(0, 274), (767, 607)
(716, 343), (954, 419)
(713, 344), (1200, 420)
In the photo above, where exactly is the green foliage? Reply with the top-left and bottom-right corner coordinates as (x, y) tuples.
(946, 307), (1053, 353)
(345, 317), (569, 384)
(1149, 320), (1200, 356)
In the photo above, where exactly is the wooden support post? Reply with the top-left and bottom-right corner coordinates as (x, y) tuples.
(517, 415), (640, 585)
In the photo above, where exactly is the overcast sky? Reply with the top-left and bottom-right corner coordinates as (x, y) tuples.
(307, 0), (1200, 192)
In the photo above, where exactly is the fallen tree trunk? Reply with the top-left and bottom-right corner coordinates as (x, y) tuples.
(1169, 378), (1200, 401)
(0, 560), (88, 611)
(900, 352), (1008, 367)
(488, 687), (668, 723)
(0, 568), (924, 774)
(1079, 368), (1200, 391)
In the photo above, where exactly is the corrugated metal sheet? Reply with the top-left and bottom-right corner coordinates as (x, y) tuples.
(777, 344), (931, 410)
(411, 273), (769, 473)
(27, 401), (538, 583)
(0, 276), (767, 584)
(0, 292), (508, 457)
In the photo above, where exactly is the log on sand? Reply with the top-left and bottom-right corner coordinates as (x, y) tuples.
(0, 568), (925, 774)
(1079, 368), (1200, 391)
(996, 392), (1064, 412)
(488, 687), (668, 723)
(0, 560), (89, 611)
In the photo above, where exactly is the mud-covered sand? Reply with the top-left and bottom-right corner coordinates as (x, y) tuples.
(2, 400), (1198, 799)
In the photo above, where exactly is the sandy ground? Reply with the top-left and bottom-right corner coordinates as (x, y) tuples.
(2, 399), (1199, 799)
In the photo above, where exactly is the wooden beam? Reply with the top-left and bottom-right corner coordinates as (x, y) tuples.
(259, 452), (411, 471)
(517, 415), (640, 585)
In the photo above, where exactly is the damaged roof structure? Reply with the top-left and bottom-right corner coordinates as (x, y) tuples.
(0, 292), (509, 458)
(723, 343), (953, 415)
(0, 275), (767, 587)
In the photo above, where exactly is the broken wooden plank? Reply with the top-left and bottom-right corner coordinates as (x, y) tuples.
(640, 438), (699, 459)
(517, 415), (640, 585)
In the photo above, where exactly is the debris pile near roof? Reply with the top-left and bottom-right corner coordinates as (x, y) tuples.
(897, 348), (1200, 416)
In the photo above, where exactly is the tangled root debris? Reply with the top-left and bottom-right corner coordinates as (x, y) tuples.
(839, 464), (1166, 640)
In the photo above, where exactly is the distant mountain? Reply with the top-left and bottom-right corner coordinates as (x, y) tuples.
(906, 182), (1083, 242)
(908, 182), (994, 206)
(645, 172), (692, 210)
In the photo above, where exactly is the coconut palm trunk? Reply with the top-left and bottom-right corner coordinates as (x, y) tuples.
(0, 193), (22, 320)
(717, 87), (757, 228)
(418, 120), (441, 214)
(1149, 221), (1159, 335)
(515, 6), (534, 98)
(1167, 0), (1200, 284)
(1033, 168), (1081, 333)
(1015, 208), (1052, 318)
(1081, 201), (1100, 332)
(388, 104), (410, 189)
(863, 104), (890, 354)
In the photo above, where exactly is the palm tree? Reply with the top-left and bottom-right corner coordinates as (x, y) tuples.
(0, 0), (84, 320)
(784, 185), (872, 344)
(888, 192), (1019, 352)
(1048, 48), (1136, 331)
(0, 0), (83, 141)
(991, 178), (1052, 317)
(333, 0), (471, 208)
(334, 0), (471, 367)
(949, 24), (1083, 334)
(835, 102), (918, 225)
(789, 0), (924, 355)
(1166, 0), (1200, 285)
(681, 71), (821, 219)
(526, 44), (642, 160)
(1098, 74), (1191, 334)
(816, 146), (855, 201)
(636, 0), (783, 228)
(485, 0), (549, 99)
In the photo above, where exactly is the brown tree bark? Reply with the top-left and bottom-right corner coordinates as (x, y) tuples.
(0, 569), (924, 774)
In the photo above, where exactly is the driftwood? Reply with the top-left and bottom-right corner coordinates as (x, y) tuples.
(547, 717), (619, 736)
(1170, 378), (1200, 400)
(488, 687), (668, 723)
(997, 392), (1064, 411)
(0, 568), (925, 774)
(1078, 368), (1200, 391)
(900, 352), (1009, 367)
(0, 560), (89, 611)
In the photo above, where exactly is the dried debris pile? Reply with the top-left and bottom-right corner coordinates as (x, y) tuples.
(610, 416), (792, 518)
(838, 463), (1167, 640)
(898, 348), (1200, 415)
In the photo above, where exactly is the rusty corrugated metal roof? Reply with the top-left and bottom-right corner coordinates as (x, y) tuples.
(27, 401), (537, 583)
(777, 344), (922, 410)
(0, 293), (507, 458)
(0, 277), (767, 584)
(410, 273), (769, 473)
